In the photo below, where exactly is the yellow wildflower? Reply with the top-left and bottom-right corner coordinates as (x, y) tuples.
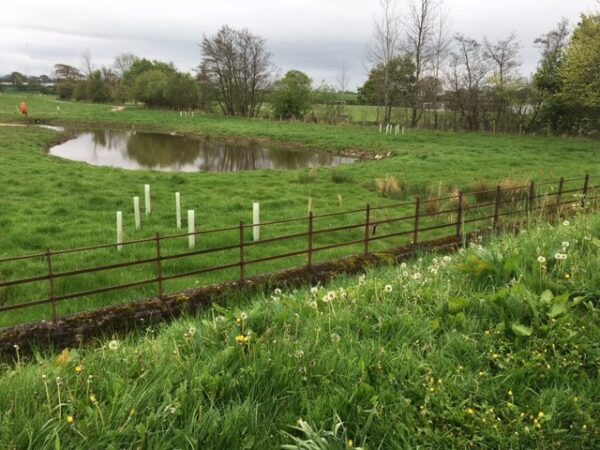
(75, 365), (83, 374)
(66, 416), (74, 425)
(467, 408), (475, 415)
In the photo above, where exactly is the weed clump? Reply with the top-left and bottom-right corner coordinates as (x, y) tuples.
(375, 175), (405, 198)
(330, 170), (353, 184)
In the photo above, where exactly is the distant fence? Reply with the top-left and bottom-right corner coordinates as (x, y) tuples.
(0, 174), (598, 328)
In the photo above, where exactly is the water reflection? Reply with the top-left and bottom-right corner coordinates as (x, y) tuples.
(47, 129), (355, 172)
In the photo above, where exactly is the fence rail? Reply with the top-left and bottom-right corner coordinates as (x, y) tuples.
(0, 174), (598, 327)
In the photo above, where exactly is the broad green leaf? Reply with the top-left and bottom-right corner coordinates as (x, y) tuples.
(540, 289), (554, 303)
(448, 297), (470, 314)
(511, 323), (533, 337)
(547, 302), (567, 319)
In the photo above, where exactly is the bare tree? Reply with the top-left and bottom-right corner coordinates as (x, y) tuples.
(484, 33), (521, 127)
(336, 60), (350, 94)
(448, 34), (490, 131)
(80, 49), (94, 78)
(430, 8), (451, 129)
(113, 53), (138, 78)
(200, 25), (272, 117)
(368, 0), (402, 122)
(405, 0), (438, 127)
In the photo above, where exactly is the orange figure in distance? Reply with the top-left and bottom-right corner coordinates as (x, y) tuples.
(20, 102), (28, 118)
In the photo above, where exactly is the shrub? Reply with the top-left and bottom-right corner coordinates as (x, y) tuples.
(293, 168), (319, 184)
(330, 170), (353, 184)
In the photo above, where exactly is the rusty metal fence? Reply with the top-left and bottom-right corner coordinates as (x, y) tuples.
(0, 174), (598, 328)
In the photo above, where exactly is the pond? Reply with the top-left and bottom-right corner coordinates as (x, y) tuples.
(47, 128), (355, 172)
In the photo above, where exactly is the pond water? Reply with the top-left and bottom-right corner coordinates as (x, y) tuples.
(47, 128), (355, 172)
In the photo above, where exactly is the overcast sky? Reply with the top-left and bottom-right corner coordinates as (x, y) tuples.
(1, 0), (598, 89)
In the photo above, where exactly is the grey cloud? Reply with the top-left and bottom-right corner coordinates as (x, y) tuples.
(1, 0), (597, 89)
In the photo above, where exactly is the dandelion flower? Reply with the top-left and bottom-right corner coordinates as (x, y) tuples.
(66, 416), (74, 425)
(90, 395), (97, 403)
(384, 285), (393, 293)
(562, 241), (569, 248)
(240, 312), (247, 320)
(330, 333), (341, 343)
(74, 365), (83, 374)
(538, 411), (545, 419)
(274, 288), (282, 296)
(310, 286), (318, 294)
(563, 220), (570, 226)
(108, 340), (119, 351)
(467, 408), (475, 415)
(235, 335), (246, 345)
(537, 256), (546, 264)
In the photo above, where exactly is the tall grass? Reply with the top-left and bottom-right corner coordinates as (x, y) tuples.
(1, 213), (599, 449)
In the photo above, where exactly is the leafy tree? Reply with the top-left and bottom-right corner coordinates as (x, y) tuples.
(559, 14), (600, 124)
(532, 19), (571, 131)
(86, 70), (111, 103)
(133, 69), (169, 107)
(164, 72), (200, 109)
(122, 59), (174, 102)
(359, 56), (416, 115)
(271, 70), (313, 119)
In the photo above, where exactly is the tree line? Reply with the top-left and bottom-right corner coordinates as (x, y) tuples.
(4, 1), (598, 135)
(360, 0), (600, 135)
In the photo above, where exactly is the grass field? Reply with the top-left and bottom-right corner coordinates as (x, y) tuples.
(0, 92), (598, 328)
(1, 213), (599, 449)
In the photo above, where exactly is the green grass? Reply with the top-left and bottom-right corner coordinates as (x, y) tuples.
(0, 92), (598, 328)
(1, 213), (599, 449)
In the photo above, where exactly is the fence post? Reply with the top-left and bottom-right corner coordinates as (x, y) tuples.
(581, 174), (590, 208)
(493, 185), (502, 232)
(46, 248), (57, 325)
(155, 233), (163, 298)
(455, 191), (464, 242)
(364, 204), (371, 256)
(307, 212), (314, 268)
(556, 177), (564, 215)
(239, 222), (245, 282)
(528, 181), (535, 214)
(413, 197), (420, 248)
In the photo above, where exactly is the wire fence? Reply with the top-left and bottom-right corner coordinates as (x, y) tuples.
(0, 174), (598, 329)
